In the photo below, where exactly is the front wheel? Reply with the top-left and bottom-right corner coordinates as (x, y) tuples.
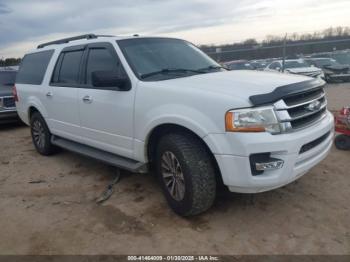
(30, 112), (57, 155)
(156, 133), (217, 216)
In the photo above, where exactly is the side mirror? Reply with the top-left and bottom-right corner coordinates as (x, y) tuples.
(91, 71), (130, 91)
(275, 67), (281, 71)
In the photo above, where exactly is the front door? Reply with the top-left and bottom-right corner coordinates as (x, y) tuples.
(77, 43), (135, 158)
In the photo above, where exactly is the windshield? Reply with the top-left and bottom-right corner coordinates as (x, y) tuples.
(0, 71), (17, 86)
(118, 38), (222, 81)
(284, 61), (309, 69)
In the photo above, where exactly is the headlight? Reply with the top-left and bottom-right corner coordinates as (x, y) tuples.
(225, 107), (280, 134)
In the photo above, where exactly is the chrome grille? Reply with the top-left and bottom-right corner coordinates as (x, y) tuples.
(0, 96), (16, 109)
(274, 87), (327, 132)
(3, 97), (15, 108)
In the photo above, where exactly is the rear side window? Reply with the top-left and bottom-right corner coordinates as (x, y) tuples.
(16, 50), (54, 85)
(52, 50), (83, 85)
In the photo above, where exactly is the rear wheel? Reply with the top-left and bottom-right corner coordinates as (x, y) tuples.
(30, 112), (57, 155)
(155, 133), (217, 216)
(335, 134), (350, 150)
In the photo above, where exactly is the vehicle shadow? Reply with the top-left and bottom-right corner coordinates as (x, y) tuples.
(0, 121), (26, 131)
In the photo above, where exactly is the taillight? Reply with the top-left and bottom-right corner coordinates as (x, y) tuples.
(13, 85), (19, 102)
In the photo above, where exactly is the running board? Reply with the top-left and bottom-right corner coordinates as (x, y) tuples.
(51, 136), (148, 173)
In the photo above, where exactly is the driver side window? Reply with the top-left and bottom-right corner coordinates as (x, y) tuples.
(85, 47), (127, 87)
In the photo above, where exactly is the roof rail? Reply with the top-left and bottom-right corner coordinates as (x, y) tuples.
(37, 34), (114, 49)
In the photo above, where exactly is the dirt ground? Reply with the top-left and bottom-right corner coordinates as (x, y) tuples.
(0, 83), (349, 255)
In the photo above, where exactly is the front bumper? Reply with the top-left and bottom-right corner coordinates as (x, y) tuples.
(205, 111), (334, 193)
(327, 73), (350, 81)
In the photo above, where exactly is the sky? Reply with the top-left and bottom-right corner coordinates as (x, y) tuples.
(0, 0), (350, 58)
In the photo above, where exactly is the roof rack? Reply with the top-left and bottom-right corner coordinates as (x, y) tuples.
(37, 34), (114, 49)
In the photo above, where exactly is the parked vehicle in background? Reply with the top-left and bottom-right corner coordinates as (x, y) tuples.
(15, 34), (334, 216)
(250, 60), (268, 70)
(265, 59), (324, 79)
(311, 51), (350, 66)
(305, 58), (350, 83)
(334, 107), (350, 150)
(223, 60), (255, 70)
(0, 69), (19, 124)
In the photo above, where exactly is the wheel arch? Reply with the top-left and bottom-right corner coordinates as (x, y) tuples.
(145, 123), (223, 185)
(26, 97), (48, 123)
(28, 106), (40, 120)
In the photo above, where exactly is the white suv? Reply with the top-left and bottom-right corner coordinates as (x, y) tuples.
(15, 34), (334, 216)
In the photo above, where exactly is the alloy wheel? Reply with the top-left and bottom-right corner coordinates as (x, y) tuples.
(161, 151), (186, 201)
(32, 120), (46, 149)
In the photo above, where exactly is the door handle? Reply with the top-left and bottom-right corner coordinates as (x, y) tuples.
(82, 95), (93, 103)
(46, 92), (53, 97)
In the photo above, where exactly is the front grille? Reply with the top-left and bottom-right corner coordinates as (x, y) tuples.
(299, 131), (331, 154)
(274, 87), (327, 132)
(3, 97), (15, 108)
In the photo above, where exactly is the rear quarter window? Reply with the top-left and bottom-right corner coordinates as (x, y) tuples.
(54, 50), (83, 84)
(16, 50), (54, 85)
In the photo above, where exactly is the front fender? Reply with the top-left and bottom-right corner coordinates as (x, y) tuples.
(133, 104), (223, 161)
(137, 104), (222, 140)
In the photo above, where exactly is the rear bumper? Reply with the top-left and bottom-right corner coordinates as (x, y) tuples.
(206, 111), (334, 193)
(0, 110), (19, 123)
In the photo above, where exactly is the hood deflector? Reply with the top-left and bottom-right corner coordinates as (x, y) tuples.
(249, 78), (326, 106)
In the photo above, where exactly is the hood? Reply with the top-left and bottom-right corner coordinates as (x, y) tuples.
(324, 64), (349, 71)
(0, 84), (13, 97)
(285, 67), (321, 74)
(148, 70), (312, 102)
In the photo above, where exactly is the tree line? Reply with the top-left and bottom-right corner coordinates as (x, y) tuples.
(0, 57), (21, 67)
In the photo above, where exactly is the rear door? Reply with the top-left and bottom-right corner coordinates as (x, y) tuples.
(77, 42), (135, 158)
(45, 45), (85, 140)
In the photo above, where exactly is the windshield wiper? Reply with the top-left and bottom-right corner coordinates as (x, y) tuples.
(140, 68), (205, 79)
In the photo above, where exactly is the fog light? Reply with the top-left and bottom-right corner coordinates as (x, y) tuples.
(250, 153), (284, 176)
(255, 159), (284, 171)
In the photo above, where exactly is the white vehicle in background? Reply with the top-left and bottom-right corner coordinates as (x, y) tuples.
(15, 34), (334, 216)
(265, 59), (324, 79)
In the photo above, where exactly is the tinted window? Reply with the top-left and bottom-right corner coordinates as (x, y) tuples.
(86, 48), (118, 85)
(269, 62), (280, 69)
(16, 50), (54, 85)
(0, 71), (17, 86)
(56, 51), (83, 84)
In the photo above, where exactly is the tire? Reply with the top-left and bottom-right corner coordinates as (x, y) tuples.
(30, 112), (57, 155)
(155, 133), (217, 216)
(325, 76), (332, 83)
(335, 135), (350, 150)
